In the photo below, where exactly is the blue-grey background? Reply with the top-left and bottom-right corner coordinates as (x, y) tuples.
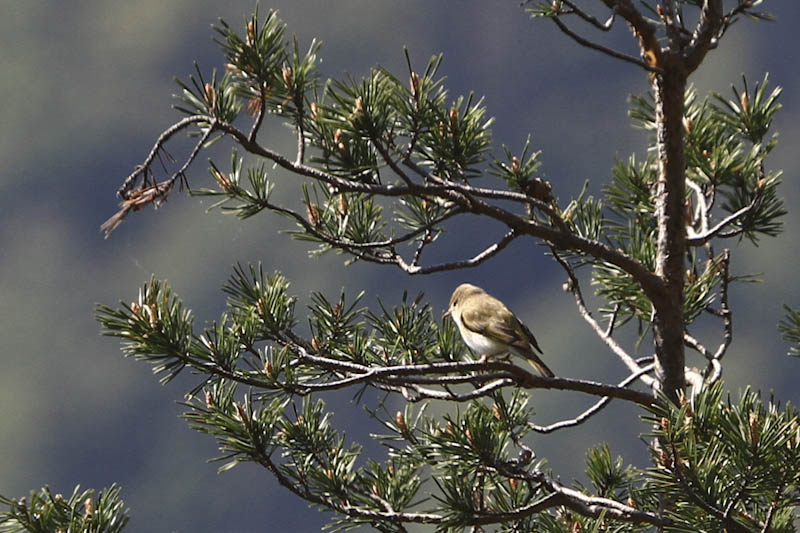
(1, 2), (798, 531)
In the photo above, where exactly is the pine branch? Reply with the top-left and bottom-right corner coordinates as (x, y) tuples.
(290, 348), (657, 406)
(107, 113), (667, 304)
(495, 464), (671, 528)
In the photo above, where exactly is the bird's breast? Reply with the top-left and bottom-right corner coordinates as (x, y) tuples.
(460, 328), (506, 356)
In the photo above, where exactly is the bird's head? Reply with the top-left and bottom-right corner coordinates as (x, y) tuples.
(444, 283), (485, 318)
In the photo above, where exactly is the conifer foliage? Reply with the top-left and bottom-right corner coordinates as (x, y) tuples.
(6, 2), (800, 531)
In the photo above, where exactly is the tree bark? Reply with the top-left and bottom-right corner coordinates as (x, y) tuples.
(651, 58), (688, 402)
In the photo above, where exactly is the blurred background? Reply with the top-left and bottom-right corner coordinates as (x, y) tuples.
(1, 1), (799, 530)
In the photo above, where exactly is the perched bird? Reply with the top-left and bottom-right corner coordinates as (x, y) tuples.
(444, 283), (554, 378)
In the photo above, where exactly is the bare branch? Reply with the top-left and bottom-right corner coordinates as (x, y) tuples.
(550, 16), (661, 73)
(686, 200), (758, 246)
(550, 246), (656, 387)
(398, 379), (515, 402)
(117, 115), (210, 198)
(389, 230), (518, 275)
(254, 197), (464, 250)
(530, 363), (655, 433)
(103, 120), (216, 237)
(684, 332), (713, 360)
(599, 0), (662, 65)
(604, 303), (621, 337)
(465, 493), (563, 527)
(686, 179), (710, 236)
(286, 226), (517, 275)
(559, 0), (616, 31)
(713, 250), (732, 362)
(248, 85), (267, 144)
(685, 0), (724, 73)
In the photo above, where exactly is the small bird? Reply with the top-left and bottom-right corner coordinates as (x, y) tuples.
(444, 283), (554, 378)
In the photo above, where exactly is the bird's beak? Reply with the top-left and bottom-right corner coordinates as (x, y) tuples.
(442, 308), (451, 318)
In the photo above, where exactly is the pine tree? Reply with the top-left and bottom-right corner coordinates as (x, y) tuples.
(5, 2), (800, 532)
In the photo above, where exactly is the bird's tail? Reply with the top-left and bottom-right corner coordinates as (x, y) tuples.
(525, 354), (555, 378)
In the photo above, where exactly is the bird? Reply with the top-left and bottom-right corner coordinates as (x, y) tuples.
(444, 283), (554, 378)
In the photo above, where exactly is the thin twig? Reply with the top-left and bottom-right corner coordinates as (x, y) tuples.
(375, 136), (416, 186)
(684, 250), (731, 385)
(551, 16), (661, 73)
(605, 303), (621, 337)
(273, 347), (659, 406)
(685, 0), (724, 73)
(686, 179), (710, 236)
(549, 246), (655, 387)
(400, 158), (570, 232)
(559, 0), (616, 31)
(260, 198), (464, 250)
(117, 115), (210, 197)
(103, 120), (216, 236)
(401, 379), (515, 402)
(530, 363), (655, 433)
(168, 120), (217, 191)
(718, 1), (769, 42)
(713, 249), (732, 362)
(684, 332), (713, 360)
(248, 84), (267, 144)
(411, 229), (433, 267)
(599, 0), (660, 54)
(294, 101), (307, 165)
(686, 200), (758, 246)
(390, 230), (518, 275)
(761, 485), (784, 533)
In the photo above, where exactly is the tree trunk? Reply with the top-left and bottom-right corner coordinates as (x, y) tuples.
(651, 61), (688, 403)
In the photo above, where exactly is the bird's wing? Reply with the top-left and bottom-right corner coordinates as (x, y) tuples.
(460, 301), (519, 344)
(461, 302), (543, 354)
(519, 321), (544, 355)
(461, 299), (552, 377)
